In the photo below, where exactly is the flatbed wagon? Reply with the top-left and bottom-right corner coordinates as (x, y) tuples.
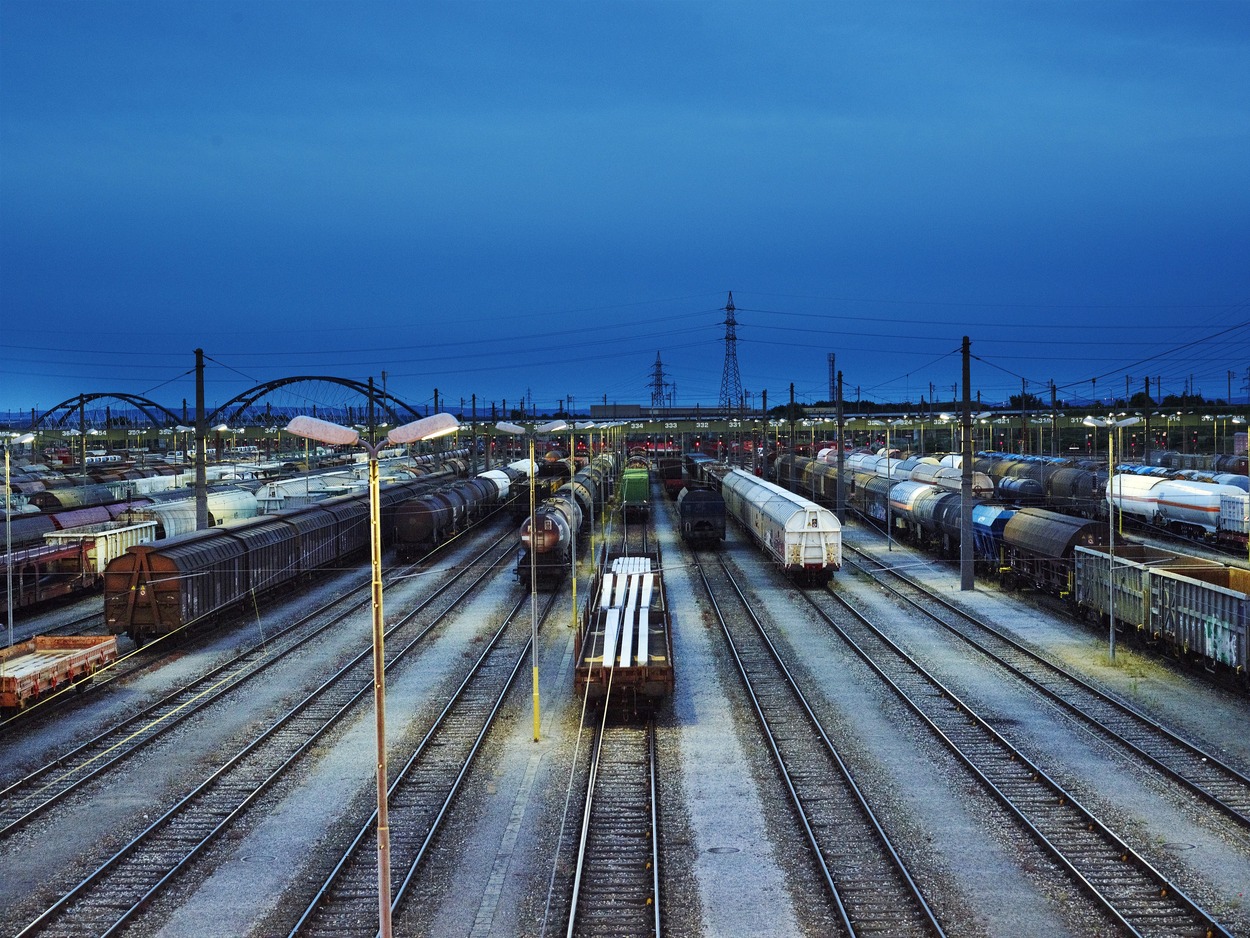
(576, 547), (674, 712)
(1, 634), (118, 711)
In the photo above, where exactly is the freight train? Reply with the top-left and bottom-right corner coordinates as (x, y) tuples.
(676, 485), (726, 547)
(103, 478), (436, 643)
(517, 454), (616, 590)
(805, 446), (1250, 548)
(618, 466), (651, 521)
(969, 451), (1249, 545)
(774, 453), (1250, 686)
(393, 460), (533, 558)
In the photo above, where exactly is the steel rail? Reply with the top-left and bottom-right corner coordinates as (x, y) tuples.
(13, 535), (519, 938)
(803, 581), (1233, 937)
(845, 542), (1250, 828)
(0, 526), (514, 838)
(290, 589), (560, 937)
(699, 557), (945, 938)
(565, 720), (661, 938)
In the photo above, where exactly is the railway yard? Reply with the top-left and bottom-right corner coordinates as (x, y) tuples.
(3, 461), (1250, 937)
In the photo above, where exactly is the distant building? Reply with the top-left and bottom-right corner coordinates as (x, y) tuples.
(591, 404), (643, 419)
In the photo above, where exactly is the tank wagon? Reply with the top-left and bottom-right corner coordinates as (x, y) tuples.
(517, 454), (616, 590)
(103, 480), (428, 643)
(676, 485), (726, 547)
(575, 548), (674, 712)
(394, 460), (533, 558)
(1107, 475), (1246, 538)
(130, 487), (259, 538)
(712, 466), (841, 584)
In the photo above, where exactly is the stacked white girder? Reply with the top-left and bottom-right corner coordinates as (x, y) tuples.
(597, 556), (654, 668)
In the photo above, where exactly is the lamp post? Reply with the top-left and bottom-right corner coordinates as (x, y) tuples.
(1083, 413), (1140, 664)
(284, 411), (458, 938)
(5, 432), (36, 654)
(496, 420), (567, 741)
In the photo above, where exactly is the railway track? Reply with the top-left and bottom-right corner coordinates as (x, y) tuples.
(11, 534), (521, 938)
(0, 527), (515, 838)
(289, 589), (560, 937)
(844, 542), (1250, 828)
(563, 719), (661, 938)
(698, 556), (945, 938)
(804, 562), (1234, 936)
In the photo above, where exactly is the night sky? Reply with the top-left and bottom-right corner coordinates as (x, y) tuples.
(2, 2), (1248, 421)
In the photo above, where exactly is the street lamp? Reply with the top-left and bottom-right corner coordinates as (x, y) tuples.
(5, 432), (36, 653)
(496, 419), (567, 743)
(284, 411), (458, 938)
(1083, 413), (1140, 664)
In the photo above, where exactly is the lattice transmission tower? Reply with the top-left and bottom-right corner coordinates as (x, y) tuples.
(718, 291), (743, 412)
(650, 351), (670, 409)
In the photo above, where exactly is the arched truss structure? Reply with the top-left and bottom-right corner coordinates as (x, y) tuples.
(37, 393), (182, 430)
(209, 376), (425, 428)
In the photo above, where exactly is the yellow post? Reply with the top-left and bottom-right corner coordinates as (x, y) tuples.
(569, 426), (577, 632)
(529, 436), (541, 741)
(368, 451), (392, 938)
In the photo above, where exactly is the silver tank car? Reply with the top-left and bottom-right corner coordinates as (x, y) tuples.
(719, 468), (841, 583)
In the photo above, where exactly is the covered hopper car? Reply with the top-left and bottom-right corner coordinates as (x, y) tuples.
(713, 467), (841, 583)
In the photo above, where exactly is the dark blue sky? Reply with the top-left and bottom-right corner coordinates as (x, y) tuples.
(3, 1), (1248, 420)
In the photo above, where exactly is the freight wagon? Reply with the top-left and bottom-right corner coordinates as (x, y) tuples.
(1074, 544), (1250, 680)
(1, 635), (118, 712)
(676, 485), (726, 547)
(618, 467), (651, 521)
(103, 481), (428, 643)
(715, 467), (841, 584)
(575, 548), (674, 712)
(516, 454), (616, 590)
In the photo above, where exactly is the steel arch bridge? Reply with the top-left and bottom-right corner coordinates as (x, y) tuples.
(36, 393), (182, 429)
(209, 376), (425, 427)
(33, 379), (426, 430)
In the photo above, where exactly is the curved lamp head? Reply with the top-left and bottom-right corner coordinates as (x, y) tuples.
(286, 413), (460, 448)
(388, 413), (459, 444)
(285, 416), (362, 446)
